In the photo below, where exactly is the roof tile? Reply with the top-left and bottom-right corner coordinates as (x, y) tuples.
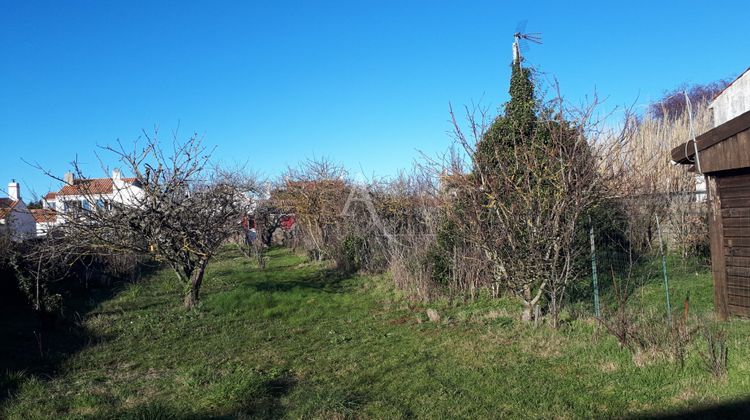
(0, 198), (19, 220)
(31, 209), (57, 223)
(58, 177), (136, 196)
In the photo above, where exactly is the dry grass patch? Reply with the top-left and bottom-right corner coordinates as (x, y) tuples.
(599, 361), (619, 373)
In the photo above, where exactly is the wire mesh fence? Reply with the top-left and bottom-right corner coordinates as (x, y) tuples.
(578, 193), (714, 323)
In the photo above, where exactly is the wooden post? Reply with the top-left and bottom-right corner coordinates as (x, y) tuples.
(707, 175), (729, 320)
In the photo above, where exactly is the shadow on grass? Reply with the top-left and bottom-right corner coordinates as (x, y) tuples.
(231, 374), (297, 419)
(108, 373), (297, 419)
(0, 263), (161, 409)
(636, 398), (750, 420)
(244, 267), (353, 295)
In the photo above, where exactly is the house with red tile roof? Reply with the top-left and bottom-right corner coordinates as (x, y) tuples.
(42, 191), (57, 209)
(43, 169), (144, 216)
(0, 180), (36, 240)
(30, 208), (60, 237)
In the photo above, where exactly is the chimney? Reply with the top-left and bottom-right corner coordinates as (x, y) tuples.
(64, 172), (75, 185)
(8, 179), (19, 201)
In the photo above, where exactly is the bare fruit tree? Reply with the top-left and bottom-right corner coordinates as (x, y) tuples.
(40, 132), (257, 309)
(274, 158), (349, 261)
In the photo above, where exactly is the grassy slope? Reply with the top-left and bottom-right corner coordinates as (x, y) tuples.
(3, 248), (750, 419)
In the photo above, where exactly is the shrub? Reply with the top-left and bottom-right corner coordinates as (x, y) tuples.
(335, 233), (365, 274)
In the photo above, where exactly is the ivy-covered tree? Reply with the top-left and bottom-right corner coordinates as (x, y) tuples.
(475, 60), (541, 171)
(445, 56), (613, 326)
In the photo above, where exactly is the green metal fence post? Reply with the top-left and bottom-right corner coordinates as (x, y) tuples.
(655, 214), (672, 324)
(589, 220), (600, 318)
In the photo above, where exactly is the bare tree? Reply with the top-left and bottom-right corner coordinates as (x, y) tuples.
(649, 79), (729, 120)
(39, 132), (257, 309)
(254, 200), (284, 247)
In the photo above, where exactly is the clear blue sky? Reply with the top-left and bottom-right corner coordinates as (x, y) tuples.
(2, 0), (748, 199)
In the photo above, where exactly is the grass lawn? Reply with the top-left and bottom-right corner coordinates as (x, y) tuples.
(3, 247), (750, 419)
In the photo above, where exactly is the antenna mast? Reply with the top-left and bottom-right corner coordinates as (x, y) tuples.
(513, 33), (522, 65)
(512, 21), (542, 65)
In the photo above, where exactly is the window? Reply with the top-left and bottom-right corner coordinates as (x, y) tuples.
(63, 200), (82, 214)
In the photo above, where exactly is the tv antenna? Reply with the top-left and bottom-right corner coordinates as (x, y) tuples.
(512, 20), (542, 65)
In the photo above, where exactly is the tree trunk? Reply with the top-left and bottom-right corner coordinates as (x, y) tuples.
(521, 285), (533, 322)
(184, 259), (208, 309)
(549, 292), (559, 329)
(521, 302), (533, 322)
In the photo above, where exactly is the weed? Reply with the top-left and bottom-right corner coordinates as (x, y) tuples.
(700, 324), (729, 378)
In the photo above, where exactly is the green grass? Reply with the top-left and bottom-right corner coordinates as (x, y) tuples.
(3, 247), (750, 419)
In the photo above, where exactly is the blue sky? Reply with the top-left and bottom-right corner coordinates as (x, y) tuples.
(2, 0), (749, 199)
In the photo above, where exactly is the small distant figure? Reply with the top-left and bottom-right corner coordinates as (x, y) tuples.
(246, 227), (257, 244)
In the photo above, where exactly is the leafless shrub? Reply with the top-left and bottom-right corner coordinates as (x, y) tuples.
(595, 254), (659, 359)
(600, 307), (697, 367)
(670, 297), (696, 369)
(387, 223), (439, 301)
(97, 251), (144, 282)
(271, 158), (393, 274)
(7, 232), (77, 313)
(363, 165), (490, 300)
(699, 323), (729, 378)
(274, 158), (349, 262)
(599, 266), (702, 368)
(389, 231), (491, 302)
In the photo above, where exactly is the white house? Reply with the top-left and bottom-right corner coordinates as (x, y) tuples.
(0, 180), (36, 241)
(43, 169), (144, 215)
(34, 169), (145, 236)
(31, 208), (60, 237)
(686, 67), (750, 201)
(709, 67), (750, 126)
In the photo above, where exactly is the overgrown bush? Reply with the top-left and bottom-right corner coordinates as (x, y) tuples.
(8, 234), (74, 313)
(388, 233), (441, 302)
(335, 233), (365, 274)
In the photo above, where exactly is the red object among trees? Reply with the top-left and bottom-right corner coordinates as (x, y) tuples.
(280, 214), (295, 231)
